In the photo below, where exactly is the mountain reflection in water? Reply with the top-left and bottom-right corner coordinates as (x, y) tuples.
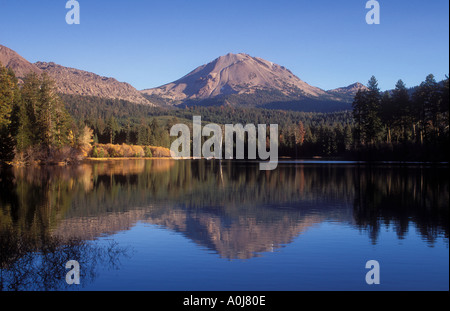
(0, 159), (448, 289)
(2, 160), (448, 255)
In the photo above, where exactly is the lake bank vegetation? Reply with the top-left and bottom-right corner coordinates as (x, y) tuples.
(90, 143), (171, 159)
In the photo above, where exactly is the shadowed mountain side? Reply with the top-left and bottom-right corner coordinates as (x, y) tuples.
(260, 98), (353, 112)
(175, 89), (353, 112)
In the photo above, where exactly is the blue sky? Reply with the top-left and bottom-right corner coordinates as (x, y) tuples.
(0, 0), (448, 91)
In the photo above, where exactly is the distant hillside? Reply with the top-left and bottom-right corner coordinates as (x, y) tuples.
(328, 82), (369, 101)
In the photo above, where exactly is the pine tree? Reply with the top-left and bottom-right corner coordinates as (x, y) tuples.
(10, 90), (33, 152)
(379, 91), (393, 143)
(0, 64), (14, 129)
(391, 80), (411, 142)
(149, 118), (161, 146)
(343, 124), (353, 151)
(34, 73), (72, 148)
(137, 118), (151, 146)
(126, 121), (132, 145)
(106, 116), (119, 144)
(21, 73), (42, 144)
(412, 74), (441, 143)
(352, 89), (366, 145)
(364, 76), (383, 144)
(0, 65), (17, 162)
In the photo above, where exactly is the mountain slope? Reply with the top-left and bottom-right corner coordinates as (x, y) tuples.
(0, 44), (42, 78)
(141, 53), (361, 112)
(328, 82), (368, 101)
(35, 62), (153, 106)
(2, 44), (363, 112)
(1, 44), (153, 106)
(142, 53), (329, 101)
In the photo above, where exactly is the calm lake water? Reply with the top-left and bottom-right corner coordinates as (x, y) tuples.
(0, 160), (448, 291)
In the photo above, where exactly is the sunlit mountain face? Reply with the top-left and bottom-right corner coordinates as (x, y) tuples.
(141, 53), (363, 112)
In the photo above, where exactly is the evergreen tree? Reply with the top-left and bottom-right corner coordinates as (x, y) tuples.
(412, 74), (441, 143)
(149, 118), (162, 146)
(343, 124), (353, 151)
(440, 76), (449, 114)
(0, 65), (15, 128)
(391, 80), (411, 142)
(137, 118), (151, 146)
(21, 73), (41, 144)
(10, 88), (33, 152)
(106, 116), (119, 144)
(379, 91), (393, 143)
(125, 121), (132, 145)
(33, 73), (72, 148)
(0, 65), (18, 162)
(352, 89), (366, 145)
(363, 76), (383, 144)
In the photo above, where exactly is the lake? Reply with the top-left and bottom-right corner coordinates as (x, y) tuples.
(0, 159), (448, 291)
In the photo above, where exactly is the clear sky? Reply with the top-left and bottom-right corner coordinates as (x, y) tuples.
(0, 0), (448, 91)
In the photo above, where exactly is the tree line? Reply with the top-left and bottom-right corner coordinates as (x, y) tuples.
(62, 94), (357, 159)
(352, 75), (449, 161)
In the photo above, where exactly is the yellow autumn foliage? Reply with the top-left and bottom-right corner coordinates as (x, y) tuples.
(91, 143), (171, 158)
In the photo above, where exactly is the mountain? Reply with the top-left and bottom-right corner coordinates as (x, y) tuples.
(142, 53), (362, 112)
(327, 82), (369, 102)
(34, 62), (153, 106)
(142, 53), (328, 100)
(2, 44), (363, 112)
(1, 44), (153, 106)
(328, 82), (368, 96)
(0, 44), (42, 79)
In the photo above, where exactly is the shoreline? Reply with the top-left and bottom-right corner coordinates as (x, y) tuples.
(2, 157), (448, 168)
(85, 157), (173, 161)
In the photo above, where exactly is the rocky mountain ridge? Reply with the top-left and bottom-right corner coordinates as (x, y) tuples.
(1, 44), (153, 106)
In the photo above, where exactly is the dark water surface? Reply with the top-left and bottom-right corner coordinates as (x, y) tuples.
(0, 160), (448, 291)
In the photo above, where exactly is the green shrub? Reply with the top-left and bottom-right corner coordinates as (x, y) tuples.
(144, 146), (153, 158)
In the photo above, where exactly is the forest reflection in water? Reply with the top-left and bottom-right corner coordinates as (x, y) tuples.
(0, 159), (448, 290)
